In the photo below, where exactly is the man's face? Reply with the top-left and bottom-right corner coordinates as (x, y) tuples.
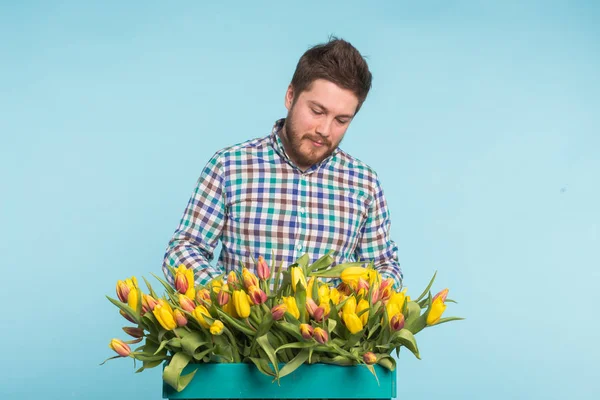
(281, 79), (359, 170)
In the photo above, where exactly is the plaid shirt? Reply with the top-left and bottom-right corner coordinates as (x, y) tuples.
(163, 119), (402, 287)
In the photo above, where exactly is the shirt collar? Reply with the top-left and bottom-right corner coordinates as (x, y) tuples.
(270, 118), (339, 174)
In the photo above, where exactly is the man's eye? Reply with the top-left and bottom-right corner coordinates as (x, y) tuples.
(336, 118), (349, 124)
(312, 109), (323, 115)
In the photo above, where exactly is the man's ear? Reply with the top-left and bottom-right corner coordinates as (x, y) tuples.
(284, 84), (294, 111)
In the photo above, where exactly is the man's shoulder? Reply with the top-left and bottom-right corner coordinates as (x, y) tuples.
(333, 148), (380, 181)
(210, 134), (272, 164)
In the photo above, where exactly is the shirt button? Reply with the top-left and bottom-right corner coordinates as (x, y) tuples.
(296, 244), (303, 251)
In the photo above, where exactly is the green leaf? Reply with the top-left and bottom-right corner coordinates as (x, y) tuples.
(99, 355), (121, 365)
(163, 352), (196, 392)
(248, 356), (276, 377)
(393, 329), (420, 359)
(256, 335), (280, 378)
(215, 308), (256, 336)
(278, 348), (310, 378)
(275, 341), (315, 354)
(376, 355), (396, 371)
(430, 316), (465, 326)
(415, 271), (437, 303)
(255, 312), (274, 338)
(142, 276), (159, 298)
(180, 332), (209, 359)
(306, 251), (334, 274)
(150, 273), (176, 296)
(275, 321), (304, 341)
(105, 296), (140, 324)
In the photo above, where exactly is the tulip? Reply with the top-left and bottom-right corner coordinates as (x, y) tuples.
(366, 269), (380, 287)
(282, 296), (300, 319)
(142, 294), (158, 313)
(306, 276), (316, 299)
(357, 278), (370, 293)
(256, 256), (270, 280)
(217, 284), (230, 306)
(319, 299), (331, 318)
(120, 310), (136, 323)
(290, 266), (307, 292)
(343, 312), (364, 334)
(336, 282), (352, 296)
(427, 289), (448, 325)
(227, 271), (238, 285)
(313, 327), (328, 344)
(196, 288), (211, 304)
(242, 268), (259, 289)
(363, 352), (377, 365)
(232, 290), (251, 318)
(299, 323), (314, 340)
(192, 305), (211, 328)
(174, 309), (188, 327)
(379, 278), (395, 302)
(390, 312), (405, 331)
(342, 296), (357, 315)
(340, 266), (369, 290)
(109, 338), (131, 357)
(271, 304), (287, 320)
(329, 288), (341, 305)
(370, 282), (380, 304)
(127, 287), (140, 313)
(248, 285), (267, 305)
(153, 300), (177, 330)
(210, 320), (225, 335)
(305, 298), (325, 322)
(356, 299), (370, 325)
(211, 279), (223, 294)
(174, 265), (196, 299)
(178, 294), (195, 313)
(116, 277), (137, 303)
(223, 300), (238, 318)
(386, 291), (406, 318)
(122, 327), (144, 338)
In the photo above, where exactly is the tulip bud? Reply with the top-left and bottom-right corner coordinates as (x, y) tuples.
(305, 298), (318, 317)
(318, 284), (330, 300)
(379, 278), (395, 302)
(356, 299), (370, 325)
(313, 327), (328, 344)
(426, 293), (448, 326)
(256, 256), (270, 280)
(336, 282), (352, 296)
(342, 296), (357, 315)
(211, 279), (223, 294)
(227, 271), (238, 285)
(116, 280), (131, 303)
(232, 290), (251, 318)
(122, 326), (144, 338)
(390, 312), (405, 331)
(109, 338), (131, 357)
(282, 296), (300, 319)
(175, 273), (188, 294)
(299, 323), (314, 340)
(271, 304), (287, 320)
(192, 305), (211, 328)
(340, 266), (369, 290)
(433, 288), (449, 303)
(357, 278), (370, 293)
(370, 283), (381, 304)
(119, 310), (136, 323)
(329, 288), (341, 305)
(248, 285), (267, 305)
(319, 299), (331, 319)
(179, 294), (196, 313)
(196, 288), (211, 304)
(174, 309), (188, 327)
(153, 300), (177, 330)
(210, 320), (224, 335)
(218, 284), (230, 306)
(306, 277), (316, 300)
(290, 266), (307, 292)
(174, 265), (195, 299)
(363, 352), (377, 365)
(127, 287), (140, 313)
(242, 268), (259, 289)
(142, 294), (158, 313)
(342, 312), (364, 334)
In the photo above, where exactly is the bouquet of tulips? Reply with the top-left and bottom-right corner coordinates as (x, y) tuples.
(102, 252), (462, 392)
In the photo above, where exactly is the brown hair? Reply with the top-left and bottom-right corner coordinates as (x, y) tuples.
(290, 37), (372, 113)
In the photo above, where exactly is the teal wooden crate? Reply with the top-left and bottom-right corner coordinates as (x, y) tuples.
(162, 363), (396, 399)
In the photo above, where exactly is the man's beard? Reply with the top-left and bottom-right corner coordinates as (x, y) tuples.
(283, 109), (338, 169)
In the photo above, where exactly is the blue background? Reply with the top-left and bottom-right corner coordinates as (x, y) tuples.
(1, 1), (598, 399)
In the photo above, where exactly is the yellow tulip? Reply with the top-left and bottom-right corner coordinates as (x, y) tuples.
(319, 297), (331, 317)
(211, 279), (223, 294)
(313, 327), (328, 344)
(306, 276), (316, 299)
(109, 338), (131, 357)
(223, 300), (238, 318)
(299, 323), (314, 339)
(192, 305), (211, 328)
(340, 266), (369, 289)
(342, 312), (363, 334)
(290, 266), (307, 292)
(329, 288), (341, 305)
(210, 320), (224, 335)
(386, 290), (406, 317)
(366, 268), (381, 287)
(379, 278), (395, 302)
(318, 284), (330, 301)
(174, 265), (196, 299)
(127, 287), (140, 313)
(153, 300), (177, 330)
(356, 299), (370, 325)
(116, 277), (138, 303)
(196, 288), (211, 304)
(426, 290), (448, 325)
(232, 290), (251, 318)
(282, 296), (300, 319)
(342, 296), (357, 315)
(242, 268), (259, 289)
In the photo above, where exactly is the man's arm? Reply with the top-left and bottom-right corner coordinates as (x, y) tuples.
(162, 153), (227, 286)
(355, 175), (403, 288)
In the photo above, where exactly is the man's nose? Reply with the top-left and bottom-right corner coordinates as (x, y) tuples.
(316, 118), (333, 137)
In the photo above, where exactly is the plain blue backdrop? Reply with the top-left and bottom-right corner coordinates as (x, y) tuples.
(1, 1), (598, 399)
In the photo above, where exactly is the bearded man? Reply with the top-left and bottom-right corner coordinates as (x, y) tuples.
(162, 38), (403, 288)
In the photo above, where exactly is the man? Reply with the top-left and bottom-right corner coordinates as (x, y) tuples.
(162, 38), (402, 288)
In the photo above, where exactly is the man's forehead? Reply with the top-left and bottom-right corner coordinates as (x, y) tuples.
(299, 79), (359, 116)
